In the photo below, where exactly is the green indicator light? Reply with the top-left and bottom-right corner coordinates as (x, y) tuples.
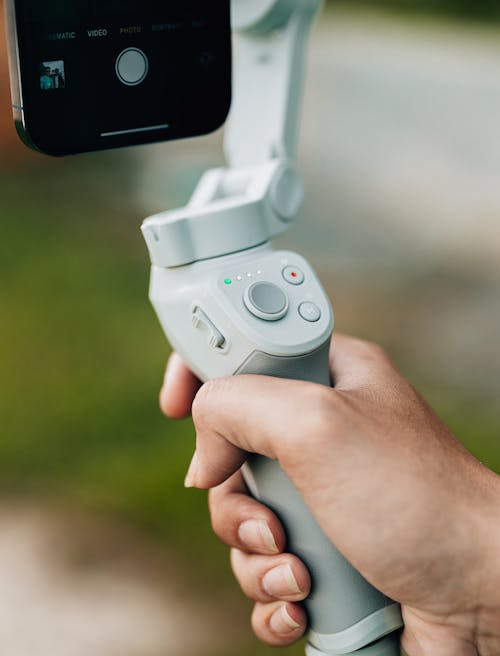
(224, 279), (232, 285)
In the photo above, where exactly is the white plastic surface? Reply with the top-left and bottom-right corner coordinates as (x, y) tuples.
(141, 162), (303, 268)
(307, 605), (403, 654)
(306, 632), (401, 656)
(142, 1), (320, 266)
(226, 0), (322, 167)
(231, 0), (296, 32)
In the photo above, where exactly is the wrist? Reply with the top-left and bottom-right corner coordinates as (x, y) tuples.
(470, 466), (500, 652)
(403, 466), (500, 656)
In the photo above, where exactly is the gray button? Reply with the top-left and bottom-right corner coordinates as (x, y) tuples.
(283, 266), (305, 285)
(299, 302), (322, 323)
(244, 282), (289, 321)
(116, 48), (149, 86)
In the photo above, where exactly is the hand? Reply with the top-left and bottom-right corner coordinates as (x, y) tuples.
(160, 335), (500, 656)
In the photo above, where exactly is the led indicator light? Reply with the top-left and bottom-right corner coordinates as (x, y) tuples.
(291, 271), (298, 278)
(224, 279), (232, 285)
(237, 276), (243, 281)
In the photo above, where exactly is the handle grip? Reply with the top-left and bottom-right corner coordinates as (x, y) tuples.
(236, 342), (403, 655)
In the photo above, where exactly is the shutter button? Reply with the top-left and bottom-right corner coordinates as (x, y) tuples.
(116, 48), (149, 86)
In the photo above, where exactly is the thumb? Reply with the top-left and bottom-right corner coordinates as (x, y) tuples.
(187, 375), (327, 489)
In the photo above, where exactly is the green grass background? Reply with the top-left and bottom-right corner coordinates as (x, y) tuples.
(0, 152), (307, 655)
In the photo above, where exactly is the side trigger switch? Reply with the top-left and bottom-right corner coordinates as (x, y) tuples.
(192, 308), (226, 350)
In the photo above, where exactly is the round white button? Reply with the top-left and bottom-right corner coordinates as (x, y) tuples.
(299, 302), (322, 323)
(116, 48), (149, 86)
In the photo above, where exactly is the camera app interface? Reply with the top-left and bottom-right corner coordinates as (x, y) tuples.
(15, 0), (231, 155)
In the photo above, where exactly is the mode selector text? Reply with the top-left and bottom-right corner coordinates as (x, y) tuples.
(87, 28), (108, 38)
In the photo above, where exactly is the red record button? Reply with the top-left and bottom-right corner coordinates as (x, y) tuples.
(282, 266), (305, 285)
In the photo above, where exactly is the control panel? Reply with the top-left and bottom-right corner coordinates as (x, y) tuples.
(147, 246), (333, 382)
(213, 251), (332, 354)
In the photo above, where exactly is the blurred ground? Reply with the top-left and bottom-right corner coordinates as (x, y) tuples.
(0, 5), (500, 656)
(0, 500), (246, 656)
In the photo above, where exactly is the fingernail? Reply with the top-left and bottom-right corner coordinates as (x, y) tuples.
(184, 452), (199, 488)
(238, 520), (279, 554)
(262, 564), (301, 598)
(270, 604), (302, 635)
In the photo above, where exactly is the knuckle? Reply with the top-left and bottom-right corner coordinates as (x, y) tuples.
(207, 486), (221, 518)
(192, 377), (234, 431)
(250, 604), (262, 635)
(281, 384), (337, 460)
(208, 490), (239, 545)
(365, 340), (388, 360)
(191, 380), (216, 429)
(192, 382), (221, 433)
(231, 553), (262, 602)
(336, 333), (388, 361)
(308, 387), (338, 438)
(277, 390), (360, 477)
(251, 604), (272, 643)
(230, 548), (245, 580)
(208, 496), (226, 539)
(230, 551), (277, 603)
(354, 336), (389, 362)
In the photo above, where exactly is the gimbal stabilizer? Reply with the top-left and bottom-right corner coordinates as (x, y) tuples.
(142, 2), (403, 654)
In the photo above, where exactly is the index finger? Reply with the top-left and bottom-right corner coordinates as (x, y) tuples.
(187, 335), (400, 490)
(187, 375), (329, 489)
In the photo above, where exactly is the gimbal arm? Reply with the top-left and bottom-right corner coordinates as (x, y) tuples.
(142, 0), (319, 268)
(226, 0), (321, 167)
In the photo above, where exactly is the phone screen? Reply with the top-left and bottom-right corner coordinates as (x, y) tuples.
(11, 0), (231, 155)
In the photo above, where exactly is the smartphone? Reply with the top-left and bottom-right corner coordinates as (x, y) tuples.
(4, 0), (232, 156)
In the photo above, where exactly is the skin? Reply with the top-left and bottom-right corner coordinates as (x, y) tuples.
(160, 334), (500, 655)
